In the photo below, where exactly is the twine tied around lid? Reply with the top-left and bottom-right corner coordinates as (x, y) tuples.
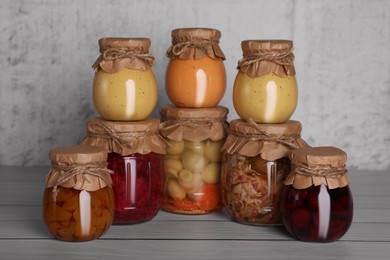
(167, 40), (220, 57)
(159, 119), (216, 137)
(233, 118), (301, 149)
(51, 163), (113, 192)
(292, 162), (348, 178)
(238, 49), (295, 68)
(87, 120), (163, 151)
(101, 48), (154, 66)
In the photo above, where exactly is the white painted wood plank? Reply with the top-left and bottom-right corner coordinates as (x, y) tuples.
(0, 240), (389, 260)
(0, 218), (389, 242)
(1, 205), (389, 224)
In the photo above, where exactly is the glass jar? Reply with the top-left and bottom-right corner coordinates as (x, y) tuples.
(233, 40), (298, 123)
(159, 105), (229, 214)
(165, 28), (226, 108)
(92, 37), (158, 121)
(42, 145), (114, 242)
(283, 146), (353, 242)
(81, 117), (166, 224)
(221, 119), (308, 225)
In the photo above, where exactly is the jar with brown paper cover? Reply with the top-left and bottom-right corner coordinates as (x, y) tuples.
(233, 40), (298, 123)
(220, 119), (308, 225)
(165, 28), (226, 108)
(282, 146), (353, 242)
(92, 37), (158, 121)
(81, 117), (166, 224)
(159, 105), (229, 214)
(42, 145), (114, 242)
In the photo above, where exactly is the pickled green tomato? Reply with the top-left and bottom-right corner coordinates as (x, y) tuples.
(233, 72), (298, 123)
(93, 68), (158, 121)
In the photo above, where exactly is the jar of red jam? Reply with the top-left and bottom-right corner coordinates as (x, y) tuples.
(221, 119), (308, 225)
(81, 117), (166, 224)
(159, 105), (229, 214)
(165, 28), (226, 108)
(283, 146), (353, 242)
(42, 145), (114, 242)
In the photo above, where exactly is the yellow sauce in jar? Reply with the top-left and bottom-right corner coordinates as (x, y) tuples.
(233, 72), (298, 123)
(93, 68), (158, 121)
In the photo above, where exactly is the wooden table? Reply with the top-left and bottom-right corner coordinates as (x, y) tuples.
(0, 166), (389, 259)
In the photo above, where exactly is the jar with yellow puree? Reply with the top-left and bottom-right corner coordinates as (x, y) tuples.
(233, 40), (298, 123)
(159, 105), (229, 214)
(92, 37), (158, 121)
(42, 145), (114, 242)
(165, 28), (226, 108)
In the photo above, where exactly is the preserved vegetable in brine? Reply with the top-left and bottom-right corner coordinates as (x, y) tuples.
(221, 154), (290, 224)
(159, 105), (229, 214)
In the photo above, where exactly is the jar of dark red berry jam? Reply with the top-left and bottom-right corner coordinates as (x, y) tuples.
(220, 119), (308, 225)
(81, 117), (166, 224)
(282, 146), (353, 242)
(43, 145), (114, 242)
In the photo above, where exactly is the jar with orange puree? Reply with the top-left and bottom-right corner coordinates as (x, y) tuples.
(165, 28), (226, 108)
(92, 38), (158, 121)
(233, 40), (298, 123)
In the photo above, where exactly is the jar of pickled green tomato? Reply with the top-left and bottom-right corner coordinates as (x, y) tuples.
(233, 40), (298, 123)
(221, 119), (308, 225)
(165, 28), (226, 108)
(283, 146), (353, 242)
(159, 105), (229, 214)
(81, 117), (166, 224)
(42, 145), (114, 242)
(92, 37), (158, 121)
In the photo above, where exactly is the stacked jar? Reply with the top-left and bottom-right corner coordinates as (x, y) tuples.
(83, 38), (167, 224)
(221, 40), (308, 225)
(160, 28), (229, 214)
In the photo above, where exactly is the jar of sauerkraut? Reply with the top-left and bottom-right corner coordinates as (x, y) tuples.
(221, 119), (308, 225)
(81, 117), (166, 224)
(283, 146), (353, 242)
(233, 40), (298, 123)
(42, 145), (114, 242)
(165, 28), (226, 108)
(159, 105), (229, 214)
(92, 37), (158, 121)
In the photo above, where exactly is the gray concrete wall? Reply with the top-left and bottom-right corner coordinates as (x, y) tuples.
(1, 0), (389, 170)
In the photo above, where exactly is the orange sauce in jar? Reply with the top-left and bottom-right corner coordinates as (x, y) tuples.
(165, 28), (226, 108)
(166, 57), (226, 108)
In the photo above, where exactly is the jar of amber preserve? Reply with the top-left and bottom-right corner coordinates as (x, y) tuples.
(283, 146), (353, 242)
(233, 40), (298, 123)
(42, 145), (114, 242)
(81, 117), (166, 224)
(165, 28), (226, 108)
(92, 37), (158, 121)
(159, 105), (229, 214)
(221, 119), (308, 225)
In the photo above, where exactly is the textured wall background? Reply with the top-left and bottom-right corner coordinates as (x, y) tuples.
(0, 0), (389, 170)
